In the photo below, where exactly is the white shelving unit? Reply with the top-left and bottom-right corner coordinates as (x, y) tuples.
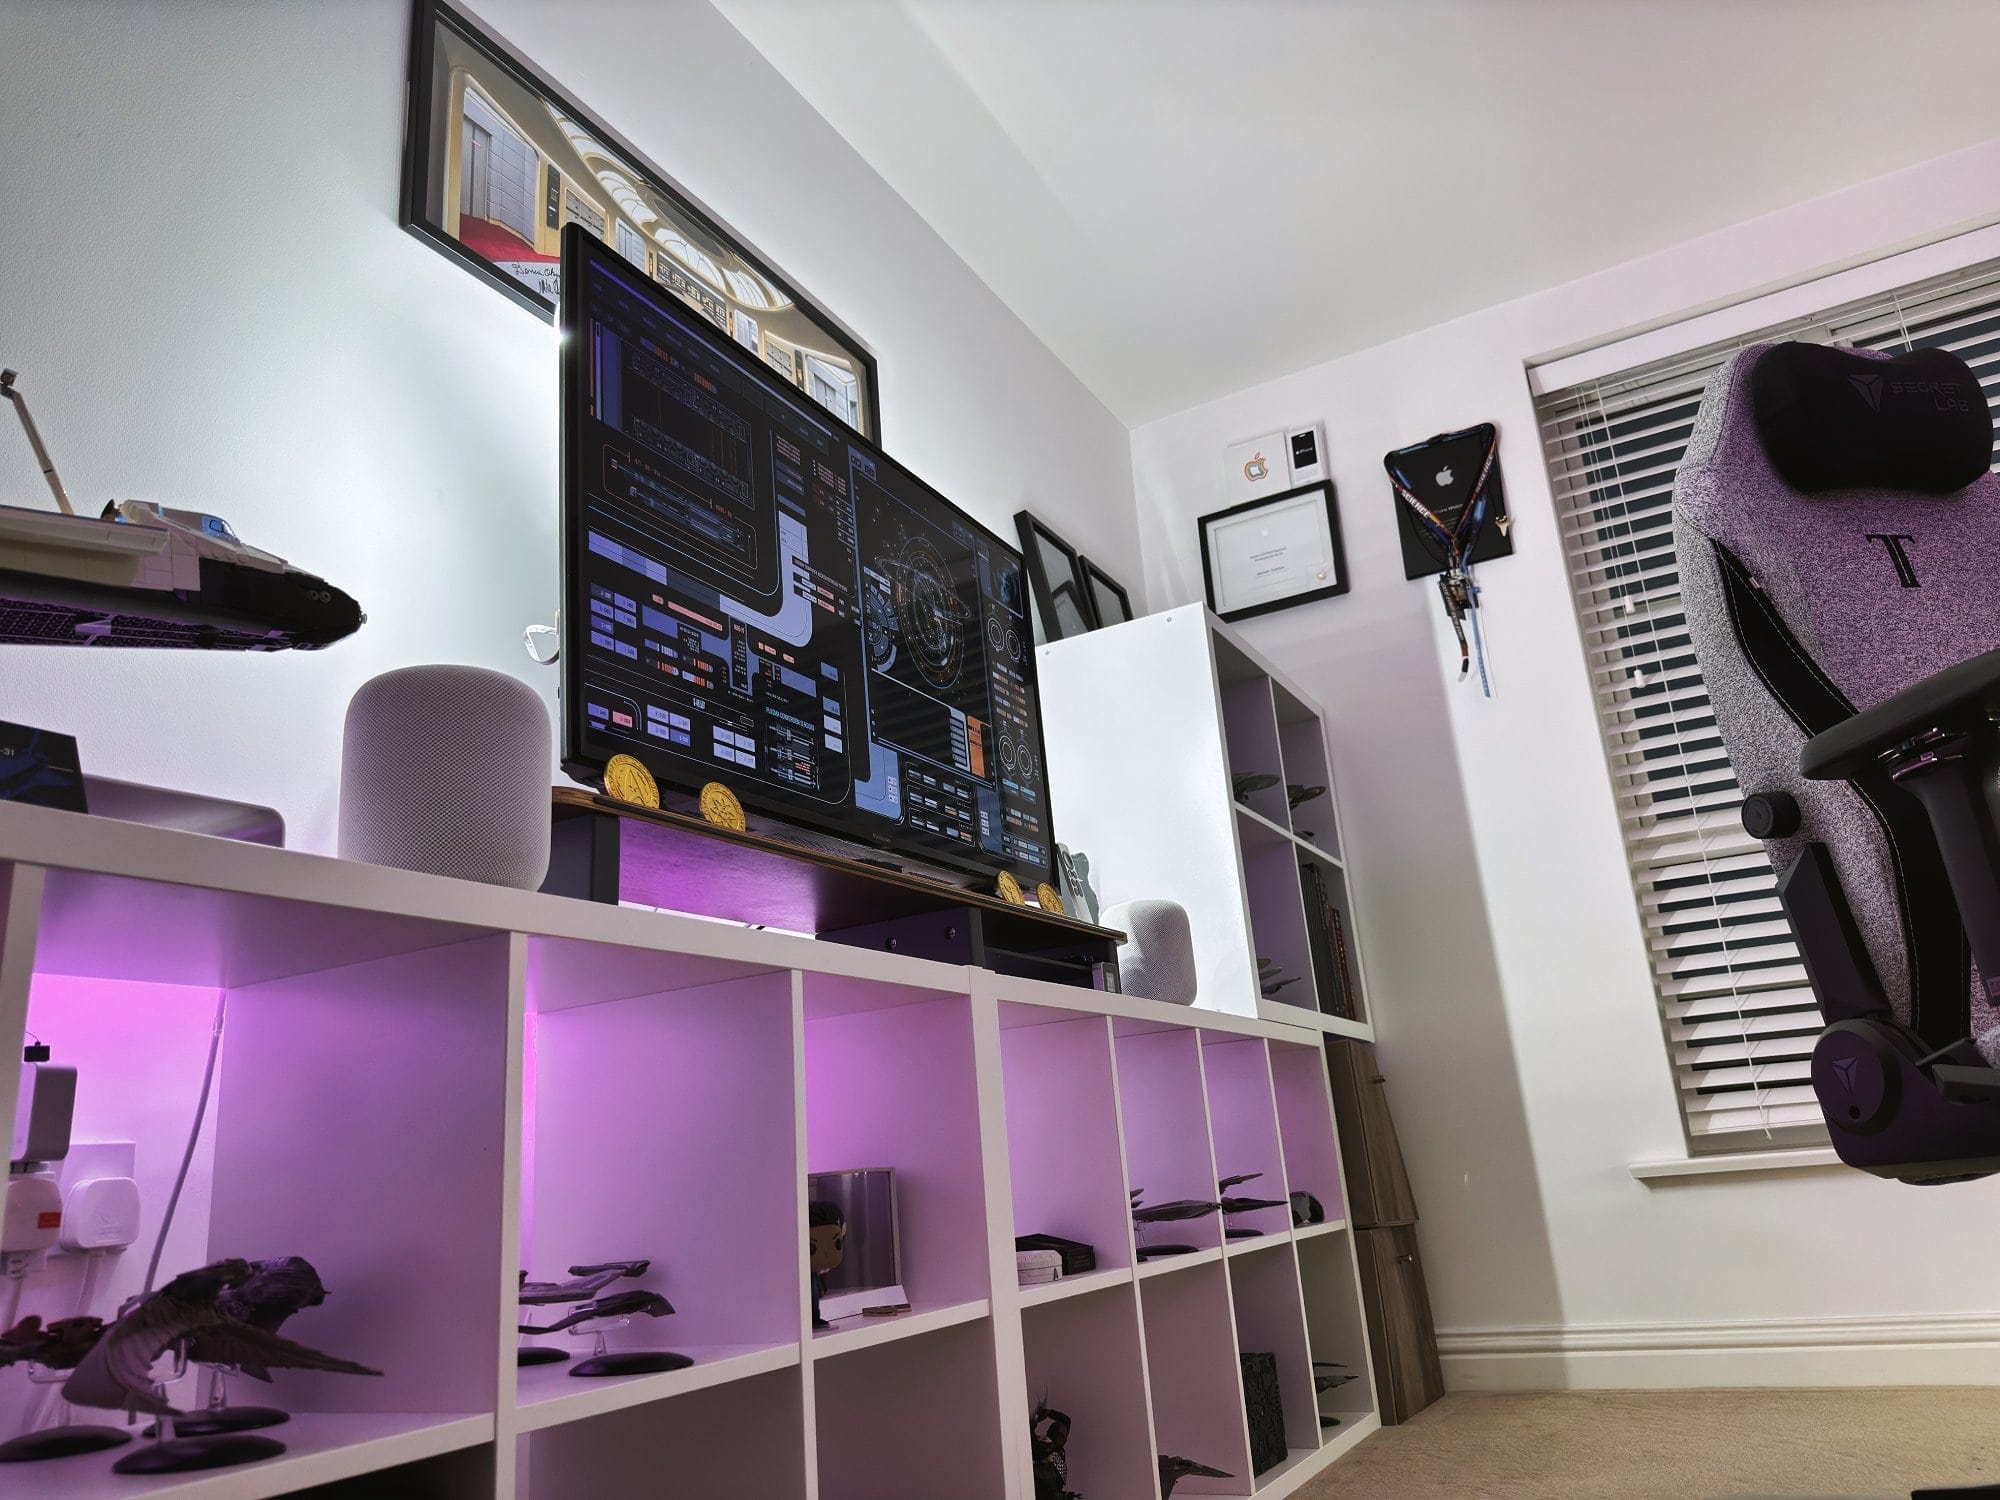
(1037, 607), (1375, 1039)
(0, 800), (1377, 1498)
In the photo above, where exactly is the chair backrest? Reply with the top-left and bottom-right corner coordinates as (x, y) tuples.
(1673, 341), (2000, 1051)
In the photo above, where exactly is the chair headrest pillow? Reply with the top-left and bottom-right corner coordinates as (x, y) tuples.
(1749, 342), (1991, 496)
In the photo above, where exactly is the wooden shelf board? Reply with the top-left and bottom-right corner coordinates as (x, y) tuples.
(17, 1411), (493, 1500)
(810, 1296), (989, 1359)
(512, 1340), (800, 1432)
(1017, 1265), (1133, 1307)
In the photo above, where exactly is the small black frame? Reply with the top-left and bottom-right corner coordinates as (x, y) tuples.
(1014, 510), (1095, 641)
(399, 0), (882, 440)
(1076, 556), (1133, 629)
(1197, 480), (1349, 622)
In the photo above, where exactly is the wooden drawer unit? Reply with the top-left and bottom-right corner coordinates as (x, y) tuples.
(1355, 1226), (1444, 1425)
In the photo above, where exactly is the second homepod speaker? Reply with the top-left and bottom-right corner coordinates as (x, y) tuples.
(1102, 899), (1198, 1006)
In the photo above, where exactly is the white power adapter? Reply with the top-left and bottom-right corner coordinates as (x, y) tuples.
(1, 1171), (62, 1257)
(59, 1176), (141, 1252)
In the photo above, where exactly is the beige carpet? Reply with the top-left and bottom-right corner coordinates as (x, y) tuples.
(1295, 1389), (2000, 1499)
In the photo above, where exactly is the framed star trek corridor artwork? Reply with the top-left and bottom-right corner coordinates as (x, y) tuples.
(399, 0), (881, 439)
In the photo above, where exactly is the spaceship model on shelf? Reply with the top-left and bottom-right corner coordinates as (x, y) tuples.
(0, 1315), (131, 1465)
(1030, 1401), (1081, 1500)
(517, 1290), (674, 1336)
(0, 368), (363, 650)
(63, 1258), (381, 1418)
(1218, 1172), (1289, 1217)
(1232, 772), (1279, 801)
(1219, 1172), (1289, 1238)
(514, 1258), (689, 1378)
(519, 1259), (651, 1306)
(1287, 782), (1327, 809)
(1315, 1360), (1359, 1394)
(1129, 1189), (1223, 1224)
(144, 1255), (348, 1439)
(1160, 1454), (1233, 1496)
(0, 1314), (104, 1370)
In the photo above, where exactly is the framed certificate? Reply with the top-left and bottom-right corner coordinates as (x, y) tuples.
(1197, 480), (1348, 622)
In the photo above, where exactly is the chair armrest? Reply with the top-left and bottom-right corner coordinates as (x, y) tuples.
(1800, 645), (2000, 781)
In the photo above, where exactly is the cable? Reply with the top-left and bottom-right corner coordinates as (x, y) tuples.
(141, 992), (226, 1295)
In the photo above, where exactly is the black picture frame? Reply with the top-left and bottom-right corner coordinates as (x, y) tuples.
(1076, 556), (1133, 629)
(1014, 510), (1094, 641)
(399, 0), (883, 440)
(1197, 480), (1349, 622)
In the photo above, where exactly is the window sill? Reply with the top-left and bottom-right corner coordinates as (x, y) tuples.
(1629, 1146), (1842, 1182)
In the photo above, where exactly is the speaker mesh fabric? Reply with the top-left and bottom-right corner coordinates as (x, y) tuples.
(1103, 899), (1197, 1006)
(339, 664), (552, 889)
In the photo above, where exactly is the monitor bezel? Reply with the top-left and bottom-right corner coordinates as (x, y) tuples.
(559, 224), (1054, 886)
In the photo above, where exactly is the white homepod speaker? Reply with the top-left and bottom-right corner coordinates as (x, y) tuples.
(339, 664), (552, 889)
(1102, 899), (1197, 1006)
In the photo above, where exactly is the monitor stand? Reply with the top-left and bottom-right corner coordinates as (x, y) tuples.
(544, 789), (1122, 989)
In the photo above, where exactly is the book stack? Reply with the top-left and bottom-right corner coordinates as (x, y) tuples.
(1299, 859), (1361, 1022)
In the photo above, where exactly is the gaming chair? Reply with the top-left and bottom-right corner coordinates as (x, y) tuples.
(1674, 340), (2000, 1186)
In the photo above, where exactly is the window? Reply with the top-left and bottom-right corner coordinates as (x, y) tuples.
(1536, 259), (2000, 1151)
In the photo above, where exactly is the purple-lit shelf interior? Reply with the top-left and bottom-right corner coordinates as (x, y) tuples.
(1229, 1240), (1322, 1473)
(1021, 1282), (1157, 1500)
(520, 948), (802, 1429)
(1142, 1260), (1254, 1495)
(1297, 1230), (1376, 1439)
(0, 794), (1376, 1498)
(817, 1315), (1007, 1500)
(1273, 683), (1340, 861)
(999, 1007), (1135, 1274)
(1269, 1044), (1348, 1227)
(1203, 1034), (1292, 1241)
(1115, 1024), (1223, 1259)
(521, 1365), (809, 1500)
(804, 973), (993, 1350)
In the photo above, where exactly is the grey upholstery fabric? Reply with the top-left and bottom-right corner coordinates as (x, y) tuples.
(1673, 344), (2000, 1062)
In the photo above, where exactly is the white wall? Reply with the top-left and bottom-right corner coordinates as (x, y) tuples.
(0, 0), (1139, 852)
(1131, 139), (2000, 1386)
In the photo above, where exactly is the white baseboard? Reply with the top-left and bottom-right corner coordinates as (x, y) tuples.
(1440, 1312), (2000, 1390)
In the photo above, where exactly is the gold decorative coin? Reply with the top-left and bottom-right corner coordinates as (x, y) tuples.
(698, 781), (746, 832)
(1035, 882), (1066, 917)
(995, 870), (1025, 906)
(602, 754), (659, 809)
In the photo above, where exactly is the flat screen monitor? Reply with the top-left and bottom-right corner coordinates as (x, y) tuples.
(559, 225), (1052, 884)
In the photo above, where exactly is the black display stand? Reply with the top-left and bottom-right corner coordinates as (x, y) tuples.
(545, 790), (1123, 988)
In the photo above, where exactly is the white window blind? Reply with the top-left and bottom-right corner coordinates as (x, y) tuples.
(1536, 259), (2000, 1150)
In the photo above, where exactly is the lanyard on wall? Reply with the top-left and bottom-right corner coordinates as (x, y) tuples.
(1388, 430), (1501, 696)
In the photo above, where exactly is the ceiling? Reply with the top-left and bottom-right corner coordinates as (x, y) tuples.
(714, 0), (2000, 427)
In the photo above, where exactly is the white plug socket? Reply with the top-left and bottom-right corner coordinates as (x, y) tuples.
(59, 1176), (141, 1252)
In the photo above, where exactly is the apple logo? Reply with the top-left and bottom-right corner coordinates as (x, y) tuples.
(1244, 453), (1269, 482)
(1435, 466), (1454, 487)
